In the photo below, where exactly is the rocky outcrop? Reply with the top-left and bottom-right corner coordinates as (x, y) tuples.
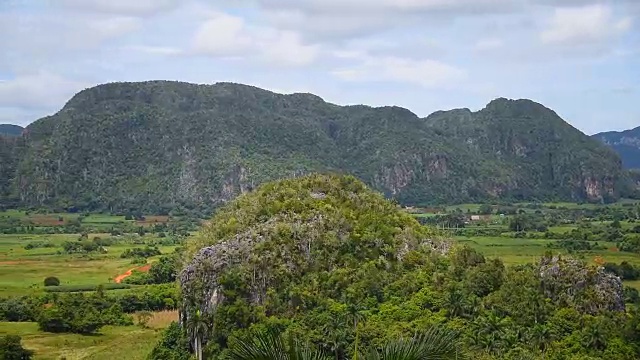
(539, 255), (625, 314)
(178, 175), (452, 348)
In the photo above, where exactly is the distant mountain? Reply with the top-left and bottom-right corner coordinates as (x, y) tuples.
(0, 124), (23, 137)
(0, 81), (628, 212)
(593, 126), (640, 169)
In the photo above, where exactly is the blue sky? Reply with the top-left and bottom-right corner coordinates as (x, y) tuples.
(0, 0), (638, 134)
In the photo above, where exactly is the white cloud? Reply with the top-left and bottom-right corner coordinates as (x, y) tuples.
(59, 0), (180, 17)
(252, 0), (523, 42)
(540, 5), (632, 45)
(192, 12), (254, 57)
(192, 12), (319, 66)
(332, 53), (466, 88)
(0, 72), (87, 110)
(0, 12), (142, 67)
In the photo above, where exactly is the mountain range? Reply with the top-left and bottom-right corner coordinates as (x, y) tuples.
(593, 127), (640, 170)
(0, 81), (635, 212)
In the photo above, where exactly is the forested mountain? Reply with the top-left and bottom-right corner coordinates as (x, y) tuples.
(593, 126), (640, 169)
(0, 124), (23, 137)
(0, 81), (629, 212)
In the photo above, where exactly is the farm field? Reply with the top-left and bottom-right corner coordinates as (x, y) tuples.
(0, 233), (177, 296)
(458, 235), (639, 266)
(416, 200), (640, 289)
(0, 310), (177, 359)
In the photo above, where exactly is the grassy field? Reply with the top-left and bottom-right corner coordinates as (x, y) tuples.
(0, 310), (178, 359)
(457, 234), (640, 289)
(0, 233), (176, 296)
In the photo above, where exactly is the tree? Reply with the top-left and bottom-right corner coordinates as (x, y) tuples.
(149, 255), (178, 284)
(149, 322), (190, 360)
(346, 303), (366, 358)
(187, 309), (209, 360)
(478, 204), (493, 215)
(0, 335), (33, 360)
(43, 277), (60, 287)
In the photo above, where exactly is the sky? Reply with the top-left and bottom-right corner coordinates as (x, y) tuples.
(0, 0), (638, 134)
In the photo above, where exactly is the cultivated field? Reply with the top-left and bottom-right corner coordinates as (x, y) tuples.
(0, 211), (192, 359)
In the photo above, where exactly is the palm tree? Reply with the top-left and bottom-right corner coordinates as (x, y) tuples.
(347, 303), (367, 360)
(367, 326), (464, 360)
(186, 309), (209, 360)
(229, 329), (330, 360)
(229, 326), (464, 360)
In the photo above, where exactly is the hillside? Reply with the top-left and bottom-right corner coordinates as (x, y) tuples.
(169, 174), (630, 359)
(594, 126), (640, 169)
(0, 124), (23, 137)
(0, 135), (24, 209)
(1, 81), (627, 212)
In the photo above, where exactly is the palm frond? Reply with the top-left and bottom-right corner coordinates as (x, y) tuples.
(229, 329), (330, 360)
(369, 326), (464, 360)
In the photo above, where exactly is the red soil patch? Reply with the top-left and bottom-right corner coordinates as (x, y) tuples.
(609, 247), (620, 252)
(114, 264), (152, 283)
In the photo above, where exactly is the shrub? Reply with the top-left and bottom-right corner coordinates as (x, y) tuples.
(137, 311), (153, 328)
(0, 335), (33, 359)
(44, 277), (60, 287)
(121, 246), (161, 259)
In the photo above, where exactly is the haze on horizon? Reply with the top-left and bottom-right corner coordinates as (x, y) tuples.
(0, 0), (638, 134)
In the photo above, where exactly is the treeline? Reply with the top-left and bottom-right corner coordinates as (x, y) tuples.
(0, 284), (178, 334)
(0, 212), (201, 235)
(22, 234), (186, 256)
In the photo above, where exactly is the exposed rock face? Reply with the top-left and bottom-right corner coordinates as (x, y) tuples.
(539, 256), (625, 314)
(179, 210), (449, 321)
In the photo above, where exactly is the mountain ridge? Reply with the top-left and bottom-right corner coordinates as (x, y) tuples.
(593, 126), (640, 169)
(0, 81), (629, 212)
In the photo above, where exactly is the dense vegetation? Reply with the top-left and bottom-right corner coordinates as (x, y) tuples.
(0, 284), (179, 324)
(0, 81), (631, 213)
(0, 124), (23, 137)
(594, 126), (640, 169)
(0, 335), (32, 360)
(148, 174), (640, 360)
